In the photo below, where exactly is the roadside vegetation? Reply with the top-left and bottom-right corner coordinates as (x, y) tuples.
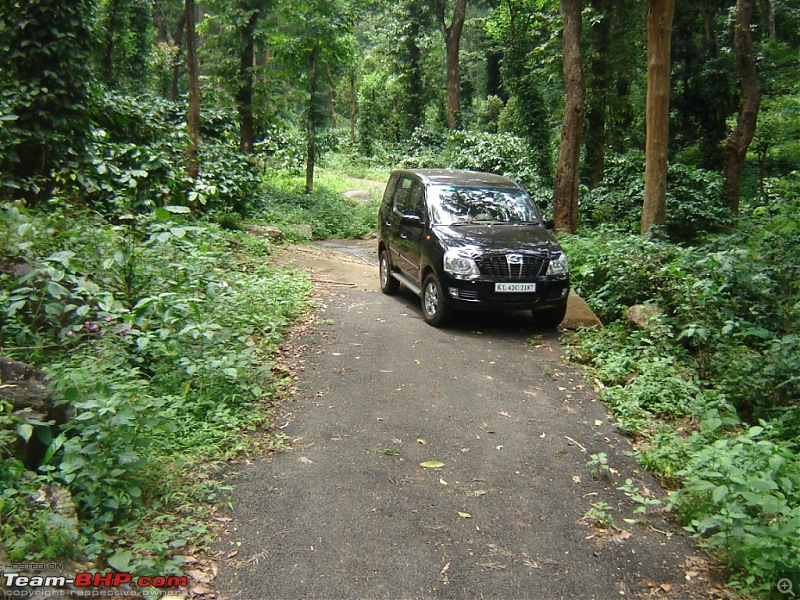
(561, 174), (800, 594)
(2, 0), (799, 596)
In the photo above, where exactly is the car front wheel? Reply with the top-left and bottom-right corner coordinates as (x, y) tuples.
(379, 249), (400, 295)
(533, 304), (567, 329)
(422, 273), (449, 326)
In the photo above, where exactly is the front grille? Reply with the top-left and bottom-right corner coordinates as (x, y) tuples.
(477, 254), (549, 279)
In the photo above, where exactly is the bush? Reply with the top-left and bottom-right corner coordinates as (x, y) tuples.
(446, 130), (546, 193)
(564, 173), (800, 593)
(1, 207), (311, 568)
(580, 151), (734, 241)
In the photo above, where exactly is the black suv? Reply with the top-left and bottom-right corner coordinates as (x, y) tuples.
(378, 169), (570, 327)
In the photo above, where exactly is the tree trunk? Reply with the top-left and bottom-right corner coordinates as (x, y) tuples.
(434, 0), (467, 130)
(237, 8), (258, 154)
(349, 72), (357, 145)
(641, 0), (675, 235)
(584, 0), (609, 188)
(758, 0), (776, 40)
(553, 0), (584, 234)
(185, 0), (200, 180)
(326, 67), (338, 129)
(305, 47), (320, 194)
(170, 8), (186, 102)
(722, 0), (759, 214)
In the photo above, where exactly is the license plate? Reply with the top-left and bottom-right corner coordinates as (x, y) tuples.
(495, 283), (536, 293)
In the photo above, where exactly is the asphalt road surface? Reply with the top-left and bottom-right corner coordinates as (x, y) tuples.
(212, 242), (720, 600)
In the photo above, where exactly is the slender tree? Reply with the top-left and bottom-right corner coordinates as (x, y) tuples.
(305, 42), (322, 193)
(236, 2), (261, 154)
(276, 0), (355, 193)
(433, 0), (468, 130)
(170, 6), (187, 102)
(721, 0), (759, 213)
(641, 0), (675, 234)
(583, 0), (610, 187)
(185, 0), (200, 179)
(552, 0), (584, 233)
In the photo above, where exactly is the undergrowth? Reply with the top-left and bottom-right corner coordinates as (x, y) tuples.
(562, 184), (800, 595)
(1, 203), (310, 572)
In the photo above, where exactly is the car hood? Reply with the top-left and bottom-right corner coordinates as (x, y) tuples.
(432, 224), (563, 256)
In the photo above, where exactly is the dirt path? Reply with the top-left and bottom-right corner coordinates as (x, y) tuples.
(211, 241), (725, 599)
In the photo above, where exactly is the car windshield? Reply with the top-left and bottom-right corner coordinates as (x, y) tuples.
(428, 185), (542, 226)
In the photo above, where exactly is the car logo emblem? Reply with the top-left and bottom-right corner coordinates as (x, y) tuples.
(506, 254), (524, 278)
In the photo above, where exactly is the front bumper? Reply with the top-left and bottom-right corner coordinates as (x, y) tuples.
(441, 274), (570, 311)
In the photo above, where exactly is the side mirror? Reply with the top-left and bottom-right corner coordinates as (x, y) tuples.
(401, 214), (424, 228)
(544, 219), (555, 230)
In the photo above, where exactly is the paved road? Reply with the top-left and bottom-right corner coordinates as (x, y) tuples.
(212, 246), (715, 599)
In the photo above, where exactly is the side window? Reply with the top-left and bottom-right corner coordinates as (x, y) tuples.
(382, 176), (398, 207)
(408, 182), (425, 219)
(392, 177), (413, 214)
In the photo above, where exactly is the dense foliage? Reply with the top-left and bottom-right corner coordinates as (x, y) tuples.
(0, 202), (310, 569)
(562, 179), (800, 593)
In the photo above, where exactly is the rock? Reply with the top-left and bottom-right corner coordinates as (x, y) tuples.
(561, 291), (603, 330)
(1, 357), (68, 466)
(624, 304), (663, 329)
(0, 257), (35, 280)
(33, 484), (80, 525)
(0, 357), (51, 412)
(293, 224), (313, 239)
(245, 224), (284, 240)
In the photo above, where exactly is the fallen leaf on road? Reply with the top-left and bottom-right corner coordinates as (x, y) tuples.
(440, 562), (450, 576)
(299, 456), (314, 464)
(458, 511), (472, 518)
(499, 411), (510, 418)
(572, 475), (581, 484)
(439, 478), (448, 485)
(190, 584), (213, 595)
(187, 569), (212, 584)
(417, 438), (427, 445)
(420, 460), (445, 468)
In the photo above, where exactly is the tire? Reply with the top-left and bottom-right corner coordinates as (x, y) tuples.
(422, 273), (449, 326)
(379, 249), (400, 295)
(533, 304), (567, 329)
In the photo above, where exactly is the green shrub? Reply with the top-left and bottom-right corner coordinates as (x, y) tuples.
(1, 208), (311, 568)
(580, 151), (734, 241)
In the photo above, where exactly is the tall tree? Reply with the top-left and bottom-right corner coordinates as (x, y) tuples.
(277, 0), (355, 192)
(486, 0), (555, 183)
(235, 1), (261, 154)
(583, 0), (610, 187)
(397, 0), (432, 133)
(185, 0), (200, 179)
(721, 0), (760, 213)
(641, 0), (675, 234)
(96, 0), (155, 90)
(433, 0), (468, 130)
(552, 0), (584, 233)
(0, 0), (94, 200)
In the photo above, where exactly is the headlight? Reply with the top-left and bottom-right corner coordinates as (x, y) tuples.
(547, 252), (569, 275)
(444, 250), (480, 278)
